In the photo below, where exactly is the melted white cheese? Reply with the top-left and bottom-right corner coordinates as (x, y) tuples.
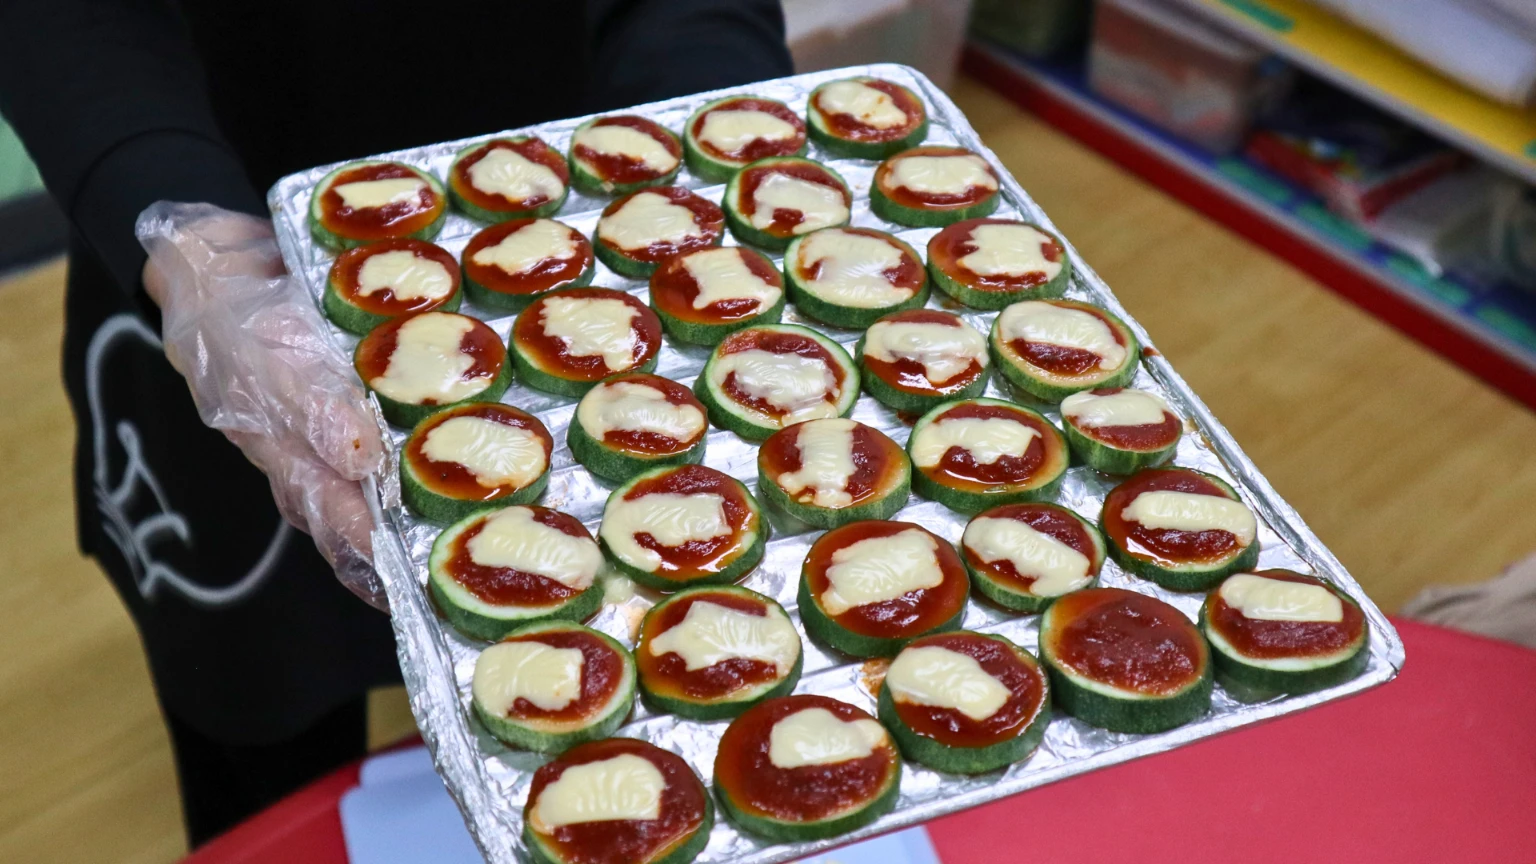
(600, 492), (730, 573)
(958, 223), (1061, 280)
(681, 248), (781, 312)
(539, 296), (640, 372)
(333, 176), (427, 210)
(795, 229), (912, 308)
(1120, 490), (1257, 546)
(775, 418), (858, 509)
(648, 600), (798, 674)
(709, 349), (839, 423)
(421, 416), (547, 489)
(355, 250), (454, 302)
(997, 302), (1126, 371)
(533, 754), (666, 828)
(1220, 573), (1343, 623)
(464, 507), (602, 590)
(863, 319), (987, 385)
(698, 109), (797, 154)
(768, 707), (888, 769)
(472, 641), (584, 716)
(888, 154), (997, 196)
(467, 146), (564, 203)
(369, 313), (484, 404)
(818, 80), (908, 129)
(909, 416), (1039, 469)
(576, 380), (705, 444)
(963, 516), (1092, 597)
(749, 173), (848, 235)
(471, 219), (579, 276)
(1061, 389), (1171, 429)
(573, 124), (678, 173)
(597, 191), (704, 252)
(820, 528), (942, 616)
(886, 645), (1011, 721)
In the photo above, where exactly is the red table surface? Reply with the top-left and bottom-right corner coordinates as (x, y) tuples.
(184, 620), (1536, 864)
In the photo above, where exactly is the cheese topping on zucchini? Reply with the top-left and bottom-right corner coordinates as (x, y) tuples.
(370, 313), (481, 404)
(749, 173), (848, 235)
(422, 416), (547, 489)
(471, 219), (579, 275)
(886, 645), (1011, 721)
(768, 707), (888, 769)
(648, 600), (799, 674)
(573, 125), (678, 173)
(533, 754), (666, 827)
(598, 191), (705, 252)
(699, 110), (798, 153)
(864, 320), (987, 384)
(468, 147), (564, 203)
(821, 528), (942, 615)
(577, 381), (705, 443)
(818, 81), (908, 129)
(356, 250), (454, 301)
(958, 224), (1061, 279)
(1219, 573), (1343, 622)
(465, 507), (603, 589)
(682, 248), (782, 311)
(963, 516), (1092, 596)
(601, 493), (731, 572)
(910, 417), (1040, 469)
(1061, 389), (1170, 428)
(1121, 491), (1257, 545)
(333, 176), (428, 210)
(889, 154), (997, 196)
(998, 302), (1126, 370)
(796, 229), (910, 308)
(472, 641), (585, 715)
(775, 418), (857, 508)
(540, 296), (640, 371)
(709, 350), (838, 422)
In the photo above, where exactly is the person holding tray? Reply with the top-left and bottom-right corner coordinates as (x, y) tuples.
(0, 0), (791, 848)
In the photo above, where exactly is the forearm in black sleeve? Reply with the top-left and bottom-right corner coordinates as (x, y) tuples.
(0, 0), (263, 297)
(586, 0), (795, 111)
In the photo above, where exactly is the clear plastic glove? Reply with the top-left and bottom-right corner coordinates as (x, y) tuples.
(136, 202), (389, 608)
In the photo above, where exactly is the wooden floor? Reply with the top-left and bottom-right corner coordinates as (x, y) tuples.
(1, 77), (1532, 863)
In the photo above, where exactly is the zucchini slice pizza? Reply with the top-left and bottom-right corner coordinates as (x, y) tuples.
(597, 464), (766, 592)
(855, 309), (989, 413)
(323, 238), (461, 335)
(694, 324), (859, 441)
(870, 146), (1000, 228)
(783, 227), (928, 329)
(510, 288), (664, 396)
(927, 218), (1070, 309)
(683, 96), (807, 183)
(1060, 387), (1183, 475)
(1100, 467), (1260, 591)
(460, 218), (594, 313)
(989, 299), (1140, 403)
(756, 418), (910, 528)
(568, 373), (709, 483)
(448, 136), (569, 223)
(906, 398), (1069, 515)
(309, 160), (446, 250)
(401, 403), (553, 523)
(353, 310), (510, 428)
(471, 621), (634, 753)
(806, 77), (928, 159)
(960, 502), (1105, 614)
(648, 246), (785, 346)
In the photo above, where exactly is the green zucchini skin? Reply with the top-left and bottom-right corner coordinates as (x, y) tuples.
(1101, 470), (1260, 592)
(567, 118), (682, 197)
(510, 341), (659, 399)
(796, 576), (966, 660)
(926, 224), (1072, 310)
(525, 795), (714, 864)
(756, 463), (910, 530)
(715, 761), (901, 843)
(1063, 420), (1179, 476)
(852, 331), (987, 415)
(597, 466), (768, 592)
(805, 79), (929, 160)
(1199, 584), (1370, 702)
(693, 324), (859, 441)
(964, 506), (1107, 614)
(462, 259), (594, 315)
(471, 623), (635, 753)
(989, 301), (1141, 404)
(723, 157), (852, 252)
(322, 278), (461, 337)
(906, 398), (1070, 516)
(682, 96), (808, 184)
(594, 238), (668, 280)
(447, 138), (568, 224)
(402, 458), (547, 526)
(566, 411), (706, 484)
(869, 181), (1000, 229)
(360, 349), (512, 430)
(308, 163), (447, 252)
(654, 292), (786, 347)
(782, 230), (929, 330)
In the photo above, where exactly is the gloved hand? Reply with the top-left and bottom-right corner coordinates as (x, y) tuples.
(136, 202), (389, 608)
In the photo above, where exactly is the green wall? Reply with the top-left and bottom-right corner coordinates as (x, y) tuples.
(0, 116), (43, 203)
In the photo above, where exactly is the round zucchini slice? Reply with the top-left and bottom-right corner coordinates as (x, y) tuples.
(471, 621), (635, 753)
(323, 238), (461, 335)
(1040, 587), (1213, 733)
(353, 311), (511, 428)
(757, 418), (909, 528)
(510, 288), (664, 397)
(649, 246), (784, 346)
(907, 398), (1069, 515)
(567, 115), (683, 197)
(1201, 570), (1369, 701)
(724, 157), (852, 252)
(448, 136), (569, 223)
(1060, 387), (1182, 475)
(308, 160), (447, 251)
(869, 146), (1001, 228)
(1100, 467), (1261, 591)
(798, 520), (970, 659)
(877, 631), (1051, 774)
(402, 403), (553, 524)
(714, 695), (901, 842)
(428, 505), (604, 641)
(783, 227), (928, 329)
(683, 95), (807, 183)
(636, 585), (802, 720)
(597, 464), (767, 592)
(855, 309), (989, 414)
(460, 219), (594, 313)
(928, 218), (1071, 309)
(593, 186), (725, 279)
(989, 299), (1140, 403)
(569, 373), (709, 483)
(524, 738), (713, 864)
(961, 502), (1105, 614)
(694, 323), (859, 441)
(806, 77), (929, 160)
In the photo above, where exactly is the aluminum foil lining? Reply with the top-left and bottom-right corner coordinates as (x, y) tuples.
(268, 63), (1405, 864)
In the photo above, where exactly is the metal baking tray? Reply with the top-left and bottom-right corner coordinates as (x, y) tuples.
(268, 63), (1405, 864)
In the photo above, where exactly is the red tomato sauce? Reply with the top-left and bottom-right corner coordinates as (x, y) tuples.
(648, 247), (782, 325)
(492, 627), (625, 723)
(1068, 387), (1181, 452)
(512, 289), (662, 381)
(1101, 469), (1249, 566)
(890, 632), (1046, 748)
(875, 146), (997, 209)
(461, 219), (592, 298)
(1207, 570), (1365, 659)
(597, 187), (724, 264)
(354, 312), (506, 404)
(449, 137), (569, 212)
(962, 503), (1098, 594)
(690, 97), (806, 163)
(638, 590), (787, 702)
(316, 162), (444, 241)
(915, 402), (1064, 491)
(803, 521), (968, 638)
(572, 115), (681, 185)
(1047, 588), (1206, 695)
(328, 238), (460, 316)
(811, 78), (925, 143)
(928, 218), (1063, 291)
(758, 420), (904, 506)
(585, 374), (706, 455)
(442, 507), (593, 607)
(404, 403), (551, 500)
(734, 161), (850, 238)
(860, 309), (984, 395)
(715, 327), (846, 419)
